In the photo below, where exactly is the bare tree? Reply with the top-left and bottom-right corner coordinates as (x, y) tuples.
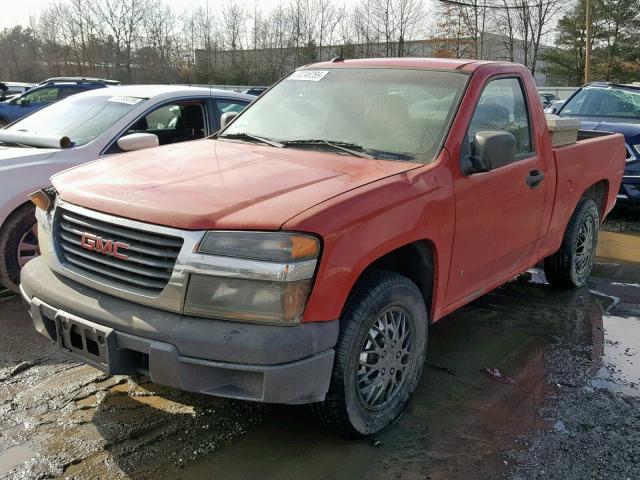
(495, 0), (567, 74)
(92, 0), (152, 81)
(393, 0), (425, 56)
(434, 3), (469, 58)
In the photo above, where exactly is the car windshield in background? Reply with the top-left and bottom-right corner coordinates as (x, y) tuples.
(222, 68), (468, 163)
(6, 94), (144, 146)
(561, 86), (640, 121)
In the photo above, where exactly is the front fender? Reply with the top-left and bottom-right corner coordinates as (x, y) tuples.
(284, 158), (456, 324)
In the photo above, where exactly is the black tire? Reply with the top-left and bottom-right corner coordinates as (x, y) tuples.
(313, 270), (428, 437)
(0, 203), (38, 293)
(544, 198), (599, 288)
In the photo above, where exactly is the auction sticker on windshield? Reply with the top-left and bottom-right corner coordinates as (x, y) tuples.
(289, 70), (329, 81)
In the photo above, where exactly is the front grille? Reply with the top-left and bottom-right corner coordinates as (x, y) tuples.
(55, 208), (184, 294)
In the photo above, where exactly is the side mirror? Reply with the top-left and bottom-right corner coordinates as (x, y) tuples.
(117, 132), (159, 152)
(461, 130), (516, 175)
(220, 111), (239, 129)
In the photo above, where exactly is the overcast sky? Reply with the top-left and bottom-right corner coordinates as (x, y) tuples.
(0, 0), (370, 29)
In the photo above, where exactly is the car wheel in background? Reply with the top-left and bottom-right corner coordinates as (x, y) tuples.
(313, 271), (428, 437)
(544, 198), (599, 288)
(0, 203), (39, 292)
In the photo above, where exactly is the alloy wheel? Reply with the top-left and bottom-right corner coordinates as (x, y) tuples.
(574, 216), (595, 278)
(357, 307), (414, 410)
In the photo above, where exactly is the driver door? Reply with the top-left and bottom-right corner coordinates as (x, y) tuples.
(446, 76), (548, 307)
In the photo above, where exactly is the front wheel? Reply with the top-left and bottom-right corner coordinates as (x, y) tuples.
(313, 271), (428, 437)
(0, 204), (39, 292)
(544, 198), (599, 288)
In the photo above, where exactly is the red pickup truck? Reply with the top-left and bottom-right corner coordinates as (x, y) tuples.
(20, 59), (625, 437)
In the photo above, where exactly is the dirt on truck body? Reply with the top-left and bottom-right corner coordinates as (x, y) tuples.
(20, 58), (625, 437)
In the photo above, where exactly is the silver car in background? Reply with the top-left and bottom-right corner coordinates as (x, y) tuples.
(0, 85), (254, 291)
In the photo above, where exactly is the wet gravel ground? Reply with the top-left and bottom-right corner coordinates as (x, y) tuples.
(509, 263), (640, 479)
(602, 206), (640, 233)
(0, 296), (264, 479)
(1, 215), (640, 479)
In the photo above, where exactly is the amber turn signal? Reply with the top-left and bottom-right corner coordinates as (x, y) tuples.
(28, 187), (56, 212)
(291, 235), (320, 260)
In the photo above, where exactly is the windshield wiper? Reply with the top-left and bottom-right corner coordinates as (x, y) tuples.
(365, 149), (416, 161)
(280, 139), (374, 159)
(216, 132), (284, 148)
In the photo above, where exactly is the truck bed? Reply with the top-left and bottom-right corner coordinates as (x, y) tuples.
(540, 132), (626, 259)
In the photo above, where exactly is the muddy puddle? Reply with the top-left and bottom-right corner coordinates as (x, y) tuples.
(0, 445), (34, 476)
(0, 230), (639, 479)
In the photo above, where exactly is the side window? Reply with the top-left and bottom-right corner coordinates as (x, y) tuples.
(57, 86), (80, 100)
(144, 104), (183, 130)
(468, 78), (532, 157)
(562, 91), (588, 115)
(216, 99), (249, 114)
(114, 101), (207, 150)
(24, 87), (59, 104)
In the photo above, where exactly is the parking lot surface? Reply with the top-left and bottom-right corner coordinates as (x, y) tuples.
(1, 229), (639, 479)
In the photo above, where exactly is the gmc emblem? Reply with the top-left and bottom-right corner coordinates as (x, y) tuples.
(80, 232), (129, 260)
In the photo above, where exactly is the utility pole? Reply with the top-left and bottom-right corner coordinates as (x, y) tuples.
(584, 0), (592, 83)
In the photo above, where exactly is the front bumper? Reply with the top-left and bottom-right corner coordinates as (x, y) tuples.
(20, 257), (338, 404)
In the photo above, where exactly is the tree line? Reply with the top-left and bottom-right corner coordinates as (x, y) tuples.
(0, 0), (639, 87)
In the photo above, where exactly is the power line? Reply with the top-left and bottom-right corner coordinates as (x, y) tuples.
(438, 0), (556, 10)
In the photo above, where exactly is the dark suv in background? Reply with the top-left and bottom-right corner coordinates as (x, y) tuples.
(0, 77), (119, 127)
(550, 82), (640, 208)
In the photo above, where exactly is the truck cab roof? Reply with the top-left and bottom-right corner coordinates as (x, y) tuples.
(303, 57), (511, 72)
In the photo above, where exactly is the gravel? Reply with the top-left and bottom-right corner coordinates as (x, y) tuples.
(602, 206), (640, 233)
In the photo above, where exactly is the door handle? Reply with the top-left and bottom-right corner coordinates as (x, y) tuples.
(525, 170), (545, 189)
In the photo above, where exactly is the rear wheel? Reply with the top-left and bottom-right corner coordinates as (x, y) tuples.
(544, 198), (599, 288)
(0, 204), (39, 292)
(313, 271), (428, 437)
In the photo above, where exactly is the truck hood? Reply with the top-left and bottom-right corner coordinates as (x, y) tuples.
(52, 139), (417, 230)
(0, 145), (58, 169)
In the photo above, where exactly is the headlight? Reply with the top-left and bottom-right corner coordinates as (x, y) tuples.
(185, 275), (312, 324)
(185, 231), (320, 324)
(197, 231), (319, 261)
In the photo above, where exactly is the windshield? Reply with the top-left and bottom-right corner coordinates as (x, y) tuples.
(561, 86), (640, 121)
(223, 68), (468, 162)
(6, 94), (145, 147)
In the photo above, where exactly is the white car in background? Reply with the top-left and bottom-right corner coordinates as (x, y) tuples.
(0, 81), (36, 100)
(0, 85), (254, 291)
